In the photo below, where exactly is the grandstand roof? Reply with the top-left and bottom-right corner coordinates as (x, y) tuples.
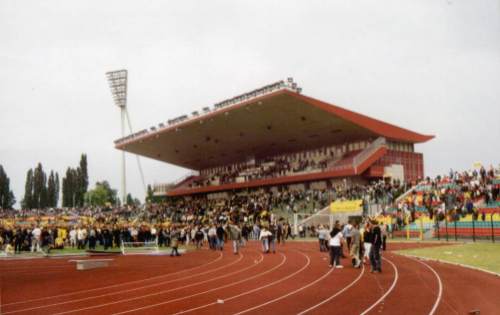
(115, 89), (434, 170)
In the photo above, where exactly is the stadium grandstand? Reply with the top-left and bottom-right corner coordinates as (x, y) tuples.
(2, 79), (500, 315)
(115, 78), (434, 201)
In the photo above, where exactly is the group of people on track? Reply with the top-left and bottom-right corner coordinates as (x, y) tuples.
(320, 219), (385, 273)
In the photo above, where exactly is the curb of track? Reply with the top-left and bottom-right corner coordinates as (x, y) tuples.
(395, 253), (500, 278)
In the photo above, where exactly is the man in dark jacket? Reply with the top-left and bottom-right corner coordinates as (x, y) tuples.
(370, 220), (382, 273)
(216, 224), (225, 251)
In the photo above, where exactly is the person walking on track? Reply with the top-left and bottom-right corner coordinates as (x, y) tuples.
(228, 222), (242, 255)
(259, 226), (272, 253)
(363, 222), (373, 265)
(170, 226), (181, 257)
(370, 220), (382, 273)
(350, 222), (361, 268)
(328, 223), (344, 269)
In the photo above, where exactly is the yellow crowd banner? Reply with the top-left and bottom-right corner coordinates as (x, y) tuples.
(330, 199), (363, 213)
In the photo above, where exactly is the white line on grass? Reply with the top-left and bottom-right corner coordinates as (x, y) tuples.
(397, 253), (500, 278)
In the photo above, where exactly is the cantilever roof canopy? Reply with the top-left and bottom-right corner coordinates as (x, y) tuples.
(115, 89), (434, 170)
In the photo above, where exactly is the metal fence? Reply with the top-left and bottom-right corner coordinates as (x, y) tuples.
(390, 215), (499, 243)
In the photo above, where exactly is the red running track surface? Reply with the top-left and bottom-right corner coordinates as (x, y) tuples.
(0, 242), (499, 315)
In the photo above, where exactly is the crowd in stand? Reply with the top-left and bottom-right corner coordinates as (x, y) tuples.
(189, 146), (354, 189)
(190, 157), (332, 188)
(2, 164), (498, 255)
(0, 181), (398, 257)
(398, 165), (500, 222)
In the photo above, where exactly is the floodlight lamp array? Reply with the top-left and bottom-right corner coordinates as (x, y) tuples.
(106, 70), (128, 108)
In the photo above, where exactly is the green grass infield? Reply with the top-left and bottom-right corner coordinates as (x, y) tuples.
(396, 242), (500, 274)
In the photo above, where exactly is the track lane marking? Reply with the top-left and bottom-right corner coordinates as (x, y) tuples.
(411, 258), (443, 315)
(1, 250), (223, 308)
(51, 251), (264, 315)
(109, 252), (287, 315)
(170, 250), (311, 315)
(3, 251), (241, 314)
(297, 264), (366, 315)
(359, 257), (399, 315)
(232, 254), (337, 315)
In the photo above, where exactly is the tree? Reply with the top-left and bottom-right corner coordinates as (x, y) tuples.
(55, 172), (60, 207)
(126, 193), (134, 206)
(62, 167), (78, 207)
(76, 154), (88, 207)
(146, 184), (154, 203)
(22, 169), (34, 209)
(85, 181), (118, 207)
(126, 193), (141, 207)
(0, 165), (16, 209)
(62, 154), (88, 208)
(47, 171), (59, 208)
(32, 163), (49, 208)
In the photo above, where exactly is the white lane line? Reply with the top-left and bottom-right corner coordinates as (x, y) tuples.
(359, 257), (399, 315)
(53, 251), (264, 315)
(3, 252), (240, 314)
(232, 259), (337, 315)
(399, 253), (500, 277)
(170, 250), (311, 315)
(111, 253), (288, 315)
(297, 265), (365, 315)
(1, 250), (223, 308)
(412, 258), (443, 315)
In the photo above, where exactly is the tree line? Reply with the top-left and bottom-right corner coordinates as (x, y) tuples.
(0, 165), (16, 209)
(22, 163), (60, 209)
(62, 154), (88, 208)
(2, 153), (143, 210)
(21, 154), (88, 209)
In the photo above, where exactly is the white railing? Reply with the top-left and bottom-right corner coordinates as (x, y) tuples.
(172, 171), (200, 187)
(153, 171), (200, 195)
(153, 183), (173, 196)
(353, 137), (387, 174)
(394, 180), (427, 205)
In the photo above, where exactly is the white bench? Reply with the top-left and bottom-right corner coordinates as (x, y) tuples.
(69, 259), (113, 270)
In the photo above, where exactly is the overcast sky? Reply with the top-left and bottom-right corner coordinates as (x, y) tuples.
(1, 0), (499, 207)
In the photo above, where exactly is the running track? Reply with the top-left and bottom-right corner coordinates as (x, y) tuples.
(0, 242), (499, 314)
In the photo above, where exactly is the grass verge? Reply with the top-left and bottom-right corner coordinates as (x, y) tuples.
(396, 242), (500, 274)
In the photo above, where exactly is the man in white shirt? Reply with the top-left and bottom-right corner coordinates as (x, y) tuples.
(31, 226), (42, 252)
(69, 227), (77, 248)
(77, 227), (87, 249)
(208, 225), (217, 250)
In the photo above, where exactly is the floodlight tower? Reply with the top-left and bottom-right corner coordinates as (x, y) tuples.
(106, 70), (128, 205)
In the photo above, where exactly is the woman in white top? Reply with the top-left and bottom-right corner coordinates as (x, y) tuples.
(259, 227), (272, 253)
(328, 227), (344, 268)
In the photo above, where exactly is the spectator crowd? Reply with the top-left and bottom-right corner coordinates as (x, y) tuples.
(1, 164), (498, 256)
